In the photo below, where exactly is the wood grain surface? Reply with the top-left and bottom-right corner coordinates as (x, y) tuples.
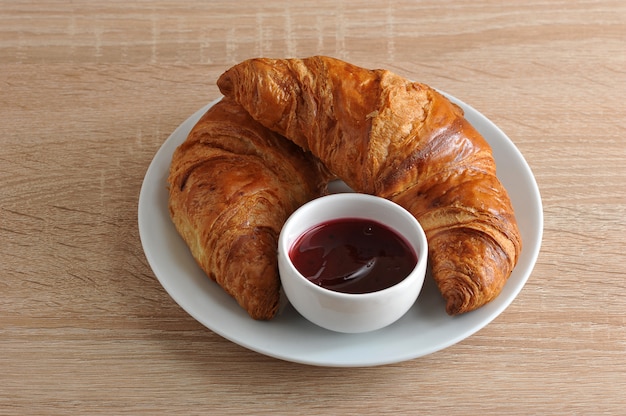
(1, 1), (625, 414)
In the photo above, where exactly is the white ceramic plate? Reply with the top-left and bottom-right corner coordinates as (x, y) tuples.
(138, 94), (543, 367)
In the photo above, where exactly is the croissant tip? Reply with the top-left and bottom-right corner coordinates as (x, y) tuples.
(216, 70), (234, 96)
(248, 299), (280, 320)
(445, 302), (462, 316)
(443, 289), (471, 316)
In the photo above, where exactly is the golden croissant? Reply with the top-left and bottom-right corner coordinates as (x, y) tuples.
(217, 56), (522, 315)
(167, 98), (331, 319)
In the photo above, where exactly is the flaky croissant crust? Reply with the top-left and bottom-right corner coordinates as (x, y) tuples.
(218, 56), (522, 314)
(168, 98), (330, 319)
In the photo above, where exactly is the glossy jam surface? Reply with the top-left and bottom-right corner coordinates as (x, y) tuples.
(289, 218), (417, 294)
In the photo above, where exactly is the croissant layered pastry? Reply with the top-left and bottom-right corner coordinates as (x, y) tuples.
(167, 98), (331, 319)
(217, 56), (522, 315)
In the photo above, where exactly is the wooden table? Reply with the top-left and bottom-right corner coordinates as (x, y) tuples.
(2, 1), (624, 414)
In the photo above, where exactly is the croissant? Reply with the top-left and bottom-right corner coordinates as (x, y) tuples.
(167, 97), (331, 319)
(217, 56), (522, 315)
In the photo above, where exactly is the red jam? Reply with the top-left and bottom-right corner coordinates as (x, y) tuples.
(289, 218), (417, 294)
